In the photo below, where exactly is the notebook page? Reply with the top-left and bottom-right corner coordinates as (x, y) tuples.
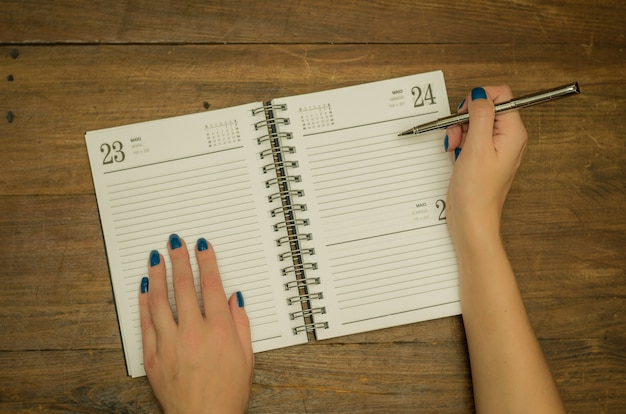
(273, 71), (461, 340)
(85, 103), (307, 377)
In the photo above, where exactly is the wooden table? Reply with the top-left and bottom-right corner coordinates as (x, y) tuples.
(1, 1), (624, 412)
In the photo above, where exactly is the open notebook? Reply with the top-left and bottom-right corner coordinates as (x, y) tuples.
(85, 70), (460, 377)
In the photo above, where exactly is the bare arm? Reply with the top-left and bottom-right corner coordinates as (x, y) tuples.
(446, 86), (565, 413)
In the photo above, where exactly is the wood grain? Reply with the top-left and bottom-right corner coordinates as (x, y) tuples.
(1, 1), (624, 413)
(1, 0), (624, 45)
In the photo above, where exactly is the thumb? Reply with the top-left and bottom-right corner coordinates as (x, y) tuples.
(464, 87), (496, 155)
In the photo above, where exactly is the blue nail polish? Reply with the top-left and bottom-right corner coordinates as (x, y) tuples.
(471, 87), (487, 101)
(457, 98), (465, 110)
(149, 250), (160, 267)
(236, 291), (245, 308)
(140, 277), (149, 294)
(454, 147), (462, 161)
(169, 233), (182, 250)
(443, 135), (449, 152)
(197, 237), (209, 251)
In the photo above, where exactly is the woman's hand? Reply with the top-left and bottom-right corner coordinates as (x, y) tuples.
(445, 86), (528, 245)
(138, 234), (254, 414)
(445, 86), (565, 413)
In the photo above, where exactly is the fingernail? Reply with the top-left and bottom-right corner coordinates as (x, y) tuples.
(236, 291), (245, 308)
(454, 147), (462, 161)
(471, 87), (487, 101)
(457, 98), (465, 111)
(149, 250), (160, 267)
(169, 233), (182, 250)
(140, 277), (149, 294)
(443, 135), (449, 152)
(197, 237), (209, 251)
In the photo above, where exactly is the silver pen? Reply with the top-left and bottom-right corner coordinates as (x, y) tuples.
(398, 82), (580, 136)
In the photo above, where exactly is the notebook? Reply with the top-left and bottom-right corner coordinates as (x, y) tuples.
(85, 70), (460, 377)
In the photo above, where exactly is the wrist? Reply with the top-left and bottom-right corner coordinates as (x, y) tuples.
(447, 212), (503, 260)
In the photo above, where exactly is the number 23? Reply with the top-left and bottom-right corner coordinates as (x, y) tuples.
(100, 141), (125, 165)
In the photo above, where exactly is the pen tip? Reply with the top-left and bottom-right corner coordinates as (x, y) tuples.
(398, 130), (412, 136)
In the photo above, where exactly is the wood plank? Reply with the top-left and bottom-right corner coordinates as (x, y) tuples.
(1, 0), (624, 45)
(1, 1), (625, 411)
(0, 195), (122, 350)
(250, 341), (475, 413)
(2, 44), (624, 196)
(0, 349), (155, 412)
(0, 339), (623, 413)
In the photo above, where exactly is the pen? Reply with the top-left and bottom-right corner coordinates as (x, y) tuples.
(398, 82), (580, 136)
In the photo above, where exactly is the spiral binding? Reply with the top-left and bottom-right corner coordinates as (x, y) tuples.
(258, 131), (292, 145)
(263, 159), (298, 174)
(264, 175), (301, 189)
(284, 277), (320, 290)
(259, 146), (295, 160)
(278, 247), (314, 262)
(253, 101), (328, 337)
(273, 218), (309, 232)
(276, 232), (312, 247)
(253, 117), (290, 131)
(289, 307), (326, 320)
(280, 262), (317, 277)
(251, 103), (287, 115)
(287, 292), (323, 305)
(268, 189), (304, 203)
(293, 322), (329, 334)
(270, 203), (307, 218)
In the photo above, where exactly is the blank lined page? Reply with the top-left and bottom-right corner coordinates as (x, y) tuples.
(307, 126), (460, 337)
(85, 103), (306, 377)
(274, 71), (461, 340)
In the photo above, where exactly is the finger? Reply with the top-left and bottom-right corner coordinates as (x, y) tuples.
(464, 87), (496, 155)
(196, 238), (230, 317)
(168, 233), (202, 326)
(484, 84), (514, 105)
(481, 85), (525, 138)
(146, 249), (176, 335)
(445, 93), (470, 153)
(229, 291), (254, 366)
(486, 85), (528, 156)
(445, 124), (463, 152)
(138, 276), (157, 358)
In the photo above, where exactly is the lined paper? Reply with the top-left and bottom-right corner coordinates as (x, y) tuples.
(86, 71), (461, 375)
(108, 154), (278, 329)
(86, 103), (306, 377)
(275, 70), (461, 339)
(306, 126), (459, 337)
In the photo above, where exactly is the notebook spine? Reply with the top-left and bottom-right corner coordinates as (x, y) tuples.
(253, 102), (328, 336)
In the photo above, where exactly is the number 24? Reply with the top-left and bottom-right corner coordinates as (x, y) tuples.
(412, 84), (436, 107)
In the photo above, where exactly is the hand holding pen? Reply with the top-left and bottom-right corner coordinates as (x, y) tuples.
(445, 85), (530, 232)
(399, 82), (579, 136)
(442, 85), (567, 412)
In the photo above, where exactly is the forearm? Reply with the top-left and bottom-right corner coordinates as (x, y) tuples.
(455, 223), (565, 414)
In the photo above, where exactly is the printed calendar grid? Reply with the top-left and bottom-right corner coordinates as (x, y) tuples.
(299, 104), (335, 131)
(205, 120), (241, 148)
